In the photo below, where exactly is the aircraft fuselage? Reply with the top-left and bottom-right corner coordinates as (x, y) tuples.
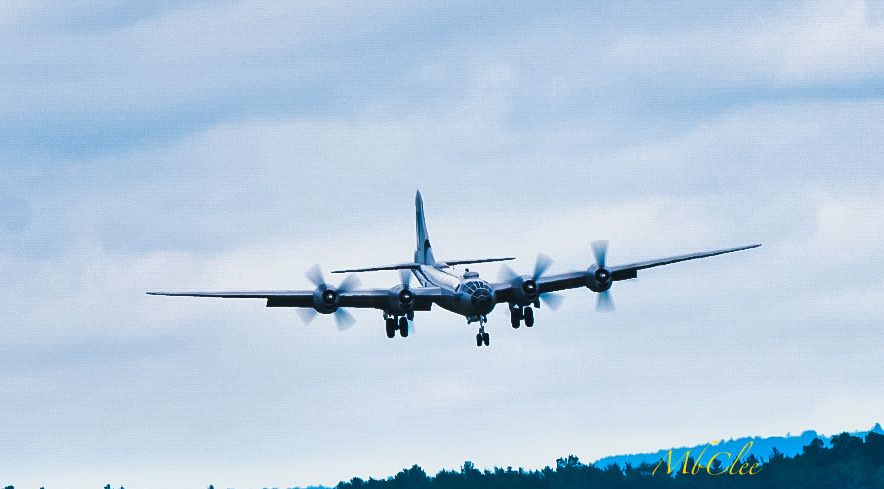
(413, 264), (496, 321)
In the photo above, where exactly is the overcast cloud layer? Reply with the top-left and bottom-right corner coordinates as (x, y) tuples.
(2, 2), (883, 488)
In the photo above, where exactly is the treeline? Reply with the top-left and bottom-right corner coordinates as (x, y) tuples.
(4, 432), (882, 488)
(335, 431), (884, 489)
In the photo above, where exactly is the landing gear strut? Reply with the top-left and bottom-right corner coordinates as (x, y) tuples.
(474, 316), (490, 347)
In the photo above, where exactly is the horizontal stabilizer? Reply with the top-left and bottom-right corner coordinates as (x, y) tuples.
(331, 257), (516, 273)
(443, 257), (516, 266)
(331, 262), (421, 273)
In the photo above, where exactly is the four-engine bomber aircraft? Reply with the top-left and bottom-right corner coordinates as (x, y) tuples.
(148, 191), (760, 347)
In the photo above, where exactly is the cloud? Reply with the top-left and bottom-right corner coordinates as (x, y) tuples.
(6, 2), (884, 158)
(608, 1), (884, 85)
(0, 1), (428, 156)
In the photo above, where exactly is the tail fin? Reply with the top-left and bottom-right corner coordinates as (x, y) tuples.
(414, 190), (436, 265)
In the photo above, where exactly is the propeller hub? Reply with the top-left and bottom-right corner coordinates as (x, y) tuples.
(398, 288), (414, 306)
(595, 268), (610, 283)
(499, 254), (551, 306)
(586, 266), (612, 293)
(322, 289), (337, 306)
(522, 279), (537, 295)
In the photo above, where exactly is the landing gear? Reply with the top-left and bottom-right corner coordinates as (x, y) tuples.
(524, 306), (534, 327)
(474, 316), (490, 347)
(399, 316), (409, 337)
(509, 305), (535, 328)
(385, 313), (410, 339)
(385, 317), (396, 338)
(475, 331), (490, 347)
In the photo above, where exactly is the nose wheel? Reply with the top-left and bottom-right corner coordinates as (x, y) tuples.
(473, 316), (490, 347)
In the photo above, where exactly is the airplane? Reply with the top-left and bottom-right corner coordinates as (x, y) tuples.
(148, 191), (760, 347)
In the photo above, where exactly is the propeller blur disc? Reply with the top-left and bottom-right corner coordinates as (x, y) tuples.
(334, 308), (356, 331)
(398, 268), (412, 287)
(539, 292), (564, 311)
(596, 290), (615, 312)
(296, 308), (317, 324)
(591, 240), (608, 268)
(533, 253), (554, 279)
(337, 273), (361, 293)
(305, 264), (326, 287)
(498, 263), (519, 282)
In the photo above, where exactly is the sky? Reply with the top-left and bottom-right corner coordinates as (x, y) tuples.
(2, 1), (883, 488)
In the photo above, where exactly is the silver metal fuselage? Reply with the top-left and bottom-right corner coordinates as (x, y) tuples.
(411, 264), (496, 320)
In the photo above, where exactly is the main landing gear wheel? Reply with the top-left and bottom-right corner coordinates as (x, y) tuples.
(482, 332), (490, 346)
(510, 307), (521, 328)
(476, 333), (483, 347)
(385, 317), (396, 338)
(524, 306), (534, 327)
(399, 316), (409, 338)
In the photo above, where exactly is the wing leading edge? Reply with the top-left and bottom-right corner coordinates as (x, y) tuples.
(495, 243), (760, 298)
(146, 287), (444, 311)
(608, 243), (761, 276)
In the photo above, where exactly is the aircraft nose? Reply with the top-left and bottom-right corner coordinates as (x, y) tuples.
(470, 288), (495, 314)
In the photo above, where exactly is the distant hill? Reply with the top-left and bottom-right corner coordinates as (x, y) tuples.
(592, 422), (884, 469)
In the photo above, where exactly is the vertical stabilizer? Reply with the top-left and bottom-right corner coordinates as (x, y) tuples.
(414, 190), (436, 265)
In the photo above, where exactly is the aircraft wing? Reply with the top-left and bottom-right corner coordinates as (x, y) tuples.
(604, 244), (761, 279)
(494, 244), (760, 300)
(147, 287), (443, 311)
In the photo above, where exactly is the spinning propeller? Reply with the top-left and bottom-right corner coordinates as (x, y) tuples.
(398, 268), (412, 288)
(591, 240), (615, 312)
(498, 253), (564, 310)
(297, 264), (361, 331)
(397, 268), (416, 334)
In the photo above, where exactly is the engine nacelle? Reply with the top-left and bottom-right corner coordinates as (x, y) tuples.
(586, 265), (613, 293)
(312, 287), (340, 314)
(508, 275), (540, 305)
(387, 285), (415, 315)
